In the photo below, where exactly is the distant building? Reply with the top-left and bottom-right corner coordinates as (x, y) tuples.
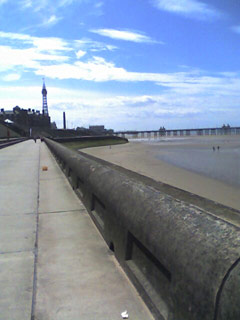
(0, 121), (20, 138)
(89, 125), (114, 135)
(89, 125), (105, 133)
(51, 121), (57, 129)
(0, 106), (50, 130)
(0, 81), (52, 135)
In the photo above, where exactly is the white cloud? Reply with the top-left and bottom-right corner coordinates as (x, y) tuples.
(2, 73), (21, 81)
(0, 31), (31, 41)
(0, 30), (116, 54)
(75, 39), (117, 52)
(30, 55), (240, 103)
(30, 55), (192, 83)
(20, 0), (32, 9)
(0, 44), (69, 69)
(20, 0), (96, 14)
(0, 0), (8, 5)
(90, 29), (159, 43)
(152, 0), (220, 19)
(76, 50), (86, 59)
(32, 0), (48, 12)
(32, 37), (70, 52)
(0, 31), (71, 52)
(33, 56), (133, 81)
(42, 15), (62, 27)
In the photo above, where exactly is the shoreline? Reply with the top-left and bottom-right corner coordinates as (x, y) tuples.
(82, 138), (240, 211)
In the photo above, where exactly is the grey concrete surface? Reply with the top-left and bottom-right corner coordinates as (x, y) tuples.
(0, 140), (39, 320)
(39, 143), (85, 213)
(0, 214), (36, 253)
(35, 143), (153, 320)
(0, 140), (153, 319)
(0, 252), (34, 320)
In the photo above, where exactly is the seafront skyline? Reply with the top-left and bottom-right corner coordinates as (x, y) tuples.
(0, 0), (240, 130)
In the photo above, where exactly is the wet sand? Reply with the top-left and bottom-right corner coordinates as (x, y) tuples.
(82, 136), (240, 211)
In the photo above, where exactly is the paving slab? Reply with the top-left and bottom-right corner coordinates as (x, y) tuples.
(0, 183), (38, 216)
(0, 140), (39, 216)
(39, 144), (85, 213)
(36, 210), (153, 320)
(35, 143), (153, 320)
(39, 178), (84, 213)
(0, 214), (36, 254)
(0, 251), (34, 320)
(0, 140), (39, 184)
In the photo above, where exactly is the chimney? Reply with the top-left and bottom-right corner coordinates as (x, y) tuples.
(63, 112), (66, 129)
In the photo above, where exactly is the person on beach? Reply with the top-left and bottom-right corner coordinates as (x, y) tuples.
(213, 146), (215, 151)
(217, 146), (220, 150)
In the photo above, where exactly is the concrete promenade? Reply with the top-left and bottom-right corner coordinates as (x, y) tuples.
(0, 140), (153, 320)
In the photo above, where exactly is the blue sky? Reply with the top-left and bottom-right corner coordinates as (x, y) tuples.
(0, 0), (240, 130)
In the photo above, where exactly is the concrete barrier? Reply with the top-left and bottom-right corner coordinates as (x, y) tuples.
(44, 138), (240, 320)
(0, 138), (27, 149)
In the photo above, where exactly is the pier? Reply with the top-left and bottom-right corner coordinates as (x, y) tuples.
(115, 126), (240, 139)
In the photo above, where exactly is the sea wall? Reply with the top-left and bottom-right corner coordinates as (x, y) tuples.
(52, 135), (128, 143)
(0, 137), (27, 149)
(44, 137), (240, 320)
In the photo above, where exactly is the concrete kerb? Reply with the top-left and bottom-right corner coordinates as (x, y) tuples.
(44, 137), (240, 320)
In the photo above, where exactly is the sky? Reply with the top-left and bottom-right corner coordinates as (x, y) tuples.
(0, 0), (240, 131)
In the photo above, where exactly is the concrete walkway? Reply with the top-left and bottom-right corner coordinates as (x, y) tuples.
(0, 140), (153, 320)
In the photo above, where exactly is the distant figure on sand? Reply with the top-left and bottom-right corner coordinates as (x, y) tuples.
(217, 146), (220, 151)
(213, 146), (215, 151)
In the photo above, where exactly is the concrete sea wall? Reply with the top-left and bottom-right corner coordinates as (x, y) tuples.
(52, 135), (128, 143)
(44, 138), (240, 320)
(0, 137), (27, 149)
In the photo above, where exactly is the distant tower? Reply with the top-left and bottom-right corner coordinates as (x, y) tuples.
(42, 78), (48, 116)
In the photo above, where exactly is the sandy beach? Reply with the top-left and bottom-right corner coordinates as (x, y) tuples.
(82, 136), (240, 211)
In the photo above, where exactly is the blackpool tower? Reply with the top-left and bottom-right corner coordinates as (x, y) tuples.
(42, 78), (49, 116)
